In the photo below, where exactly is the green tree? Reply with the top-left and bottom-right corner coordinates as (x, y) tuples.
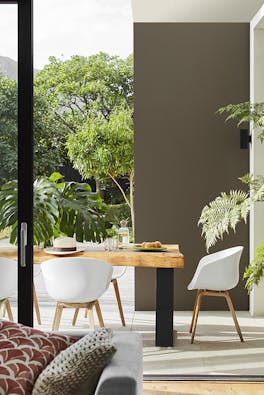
(67, 107), (134, 230)
(0, 75), (17, 184)
(35, 52), (134, 230)
(33, 92), (70, 176)
(34, 52), (133, 128)
(0, 73), (67, 181)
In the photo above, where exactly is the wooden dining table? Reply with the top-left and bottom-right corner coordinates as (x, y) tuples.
(1, 244), (184, 347)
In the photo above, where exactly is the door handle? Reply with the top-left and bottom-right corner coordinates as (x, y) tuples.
(20, 222), (27, 267)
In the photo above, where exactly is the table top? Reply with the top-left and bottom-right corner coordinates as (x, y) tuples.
(0, 244), (184, 269)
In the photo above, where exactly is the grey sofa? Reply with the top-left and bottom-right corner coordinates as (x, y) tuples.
(95, 332), (142, 395)
(53, 330), (143, 395)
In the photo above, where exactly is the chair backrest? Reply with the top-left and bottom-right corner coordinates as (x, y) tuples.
(112, 266), (127, 280)
(188, 246), (244, 291)
(41, 258), (113, 303)
(0, 258), (17, 299)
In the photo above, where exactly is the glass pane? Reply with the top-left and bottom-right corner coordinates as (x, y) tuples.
(0, 4), (18, 322)
(33, 0), (133, 330)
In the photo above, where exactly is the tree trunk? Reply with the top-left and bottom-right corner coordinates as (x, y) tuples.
(108, 172), (135, 238)
(95, 179), (103, 198)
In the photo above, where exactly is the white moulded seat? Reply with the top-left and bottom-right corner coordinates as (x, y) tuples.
(75, 265), (128, 327)
(41, 257), (113, 331)
(0, 257), (17, 321)
(187, 246), (244, 343)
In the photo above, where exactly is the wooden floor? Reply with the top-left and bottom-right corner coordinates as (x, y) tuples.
(143, 381), (264, 395)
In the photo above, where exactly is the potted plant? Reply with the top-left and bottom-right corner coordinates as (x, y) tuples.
(199, 102), (264, 292)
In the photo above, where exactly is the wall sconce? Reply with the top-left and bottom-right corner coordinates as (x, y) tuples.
(240, 129), (251, 149)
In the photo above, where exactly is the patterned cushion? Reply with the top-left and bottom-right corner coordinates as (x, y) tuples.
(0, 320), (76, 395)
(32, 328), (116, 395)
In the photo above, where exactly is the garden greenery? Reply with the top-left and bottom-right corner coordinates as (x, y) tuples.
(199, 102), (264, 292)
(0, 173), (106, 245)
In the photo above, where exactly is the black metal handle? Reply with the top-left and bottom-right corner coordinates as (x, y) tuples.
(20, 222), (27, 267)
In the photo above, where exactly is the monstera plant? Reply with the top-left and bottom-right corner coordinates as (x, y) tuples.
(199, 102), (264, 292)
(0, 172), (107, 245)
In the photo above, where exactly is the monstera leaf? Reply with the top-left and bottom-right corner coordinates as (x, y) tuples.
(57, 181), (107, 243)
(33, 177), (59, 244)
(0, 181), (18, 244)
(0, 173), (106, 245)
(0, 178), (58, 244)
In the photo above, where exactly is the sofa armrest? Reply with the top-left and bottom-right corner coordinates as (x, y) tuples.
(94, 332), (142, 395)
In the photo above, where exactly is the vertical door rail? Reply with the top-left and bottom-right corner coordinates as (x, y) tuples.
(18, 0), (34, 325)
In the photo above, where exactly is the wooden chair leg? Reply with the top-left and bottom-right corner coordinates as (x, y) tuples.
(2, 301), (6, 318)
(191, 291), (203, 344)
(95, 300), (104, 328)
(52, 303), (63, 331)
(0, 300), (3, 319)
(112, 278), (126, 327)
(72, 308), (79, 326)
(224, 291), (244, 342)
(87, 307), (95, 331)
(33, 284), (42, 325)
(5, 299), (14, 321)
(190, 290), (200, 333)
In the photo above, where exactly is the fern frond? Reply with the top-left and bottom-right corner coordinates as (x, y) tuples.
(199, 190), (249, 251)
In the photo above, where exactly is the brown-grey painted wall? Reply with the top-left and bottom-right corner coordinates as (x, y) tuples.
(134, 23), (249, 310)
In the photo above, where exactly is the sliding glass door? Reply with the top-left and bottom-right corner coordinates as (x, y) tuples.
(0, 0), (33, 326)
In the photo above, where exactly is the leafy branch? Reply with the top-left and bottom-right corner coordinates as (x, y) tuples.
(200, 101), (264, 291)
(217, 102), (264, 142)
(244, 246), (264, 293)
(199, 189), (249, 251)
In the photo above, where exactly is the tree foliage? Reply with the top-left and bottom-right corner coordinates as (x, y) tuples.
(66, 107), (134, 180)
(34, 52), (133, 130)
(217, 102), (264, 142)
(34, 53), (134, 229)
(244, 246), (264, 292)
(0, 75), (17, 183)
(0, 73), (68, 182)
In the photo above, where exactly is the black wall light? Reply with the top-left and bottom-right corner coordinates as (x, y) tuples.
(240, 129), (251, 149)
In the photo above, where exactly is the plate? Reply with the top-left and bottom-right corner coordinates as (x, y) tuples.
(44, 247), (85, 256)
(133, 244), (167, 252)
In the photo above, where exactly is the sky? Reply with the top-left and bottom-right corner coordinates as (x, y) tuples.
(0, 0), (133, 69)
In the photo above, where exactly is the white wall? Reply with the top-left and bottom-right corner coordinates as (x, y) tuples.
(250, 7), (264, 316)
(132, 0), (264, 23)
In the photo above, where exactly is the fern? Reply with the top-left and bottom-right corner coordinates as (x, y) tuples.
(217, 102), (264, 142)
(199, 181), (264, 251)
(199, 190), (249, 251)
(244, 246), (264, 293)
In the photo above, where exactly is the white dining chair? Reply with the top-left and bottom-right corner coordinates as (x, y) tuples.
(0, 258), (17, 321)
(77, 266), (127, 327)
(111, 266), (127, 326)
(188, 246), (244, 344)
(41, 257), (113, 331)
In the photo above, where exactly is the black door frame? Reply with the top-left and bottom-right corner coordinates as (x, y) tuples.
(0, 0), (33, 326)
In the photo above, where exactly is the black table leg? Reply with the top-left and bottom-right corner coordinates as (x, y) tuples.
(155, 268), (174, 347)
